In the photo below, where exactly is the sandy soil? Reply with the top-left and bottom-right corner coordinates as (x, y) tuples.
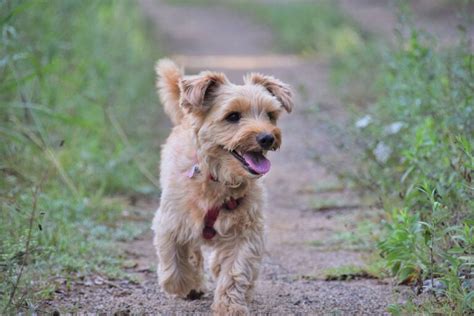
(39, 0), (470, 314)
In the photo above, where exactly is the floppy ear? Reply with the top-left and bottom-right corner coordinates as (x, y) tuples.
(179, 71), (228, 113)
(244, 73), (293, 113)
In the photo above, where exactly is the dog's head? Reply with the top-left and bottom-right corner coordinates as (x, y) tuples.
(180, 71), (293, 184)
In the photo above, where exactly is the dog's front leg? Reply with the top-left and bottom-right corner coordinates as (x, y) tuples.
(211, 230), (264, 316)
(153, 212), (204, 298)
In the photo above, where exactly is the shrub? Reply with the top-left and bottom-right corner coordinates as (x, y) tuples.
(342, 26), (473, 314)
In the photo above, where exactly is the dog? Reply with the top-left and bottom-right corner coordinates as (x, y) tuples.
(152, 58), (293, 315)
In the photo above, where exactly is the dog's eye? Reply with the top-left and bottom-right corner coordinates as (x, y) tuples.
(267, 112), (276, 122)
(225, 112), (241, 123)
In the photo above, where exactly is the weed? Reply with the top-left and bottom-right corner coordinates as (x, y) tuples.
(309, 210), (384, 252)
(320, 264), (381, 281)
(334, 11), (474, 316)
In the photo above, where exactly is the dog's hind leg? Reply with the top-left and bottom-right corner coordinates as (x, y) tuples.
(211, 229), (264, 316)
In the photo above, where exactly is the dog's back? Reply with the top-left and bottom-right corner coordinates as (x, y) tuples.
(155, 59), (184, 125)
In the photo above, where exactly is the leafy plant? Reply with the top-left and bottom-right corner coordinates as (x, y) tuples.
(337, 17), (473, 316)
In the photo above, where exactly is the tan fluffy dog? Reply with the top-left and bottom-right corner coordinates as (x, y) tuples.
(152, 59), (293, 315)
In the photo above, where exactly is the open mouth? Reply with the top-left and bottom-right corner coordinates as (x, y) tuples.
(230, 150), (271, 175)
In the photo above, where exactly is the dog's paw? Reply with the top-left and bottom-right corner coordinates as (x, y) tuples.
(212, 302), (249, 316)
(160, 276), (193, 298)
(186, 289), (204, 300)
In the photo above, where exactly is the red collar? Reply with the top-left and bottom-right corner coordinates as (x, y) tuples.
(202, 197), (241, 240)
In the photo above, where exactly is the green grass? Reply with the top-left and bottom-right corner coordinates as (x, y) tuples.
(308, 209), (384, 252)
(299, 256), (386, 281)
(318, 220), (382, 252)
(0, 0), (160, 312)
(319, 263), (382, 281)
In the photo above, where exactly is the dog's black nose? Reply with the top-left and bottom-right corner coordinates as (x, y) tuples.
(256, 133), (275, 150)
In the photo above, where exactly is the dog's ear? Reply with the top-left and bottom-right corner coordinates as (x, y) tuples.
(244, 73), (293, 113)
(180, 71), (228, 113)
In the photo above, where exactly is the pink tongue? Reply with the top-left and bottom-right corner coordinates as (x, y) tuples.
(243, 152), (271, 174)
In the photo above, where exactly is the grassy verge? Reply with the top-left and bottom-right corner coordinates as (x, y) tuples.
(329, 5), (473, 316)
(339, 27), (473, 314)
(1, 0), (160, 312)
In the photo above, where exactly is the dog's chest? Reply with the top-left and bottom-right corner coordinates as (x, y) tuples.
(174, 172), (262, 241)
(202, 196), (243, 240)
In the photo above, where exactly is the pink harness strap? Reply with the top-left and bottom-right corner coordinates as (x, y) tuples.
(202, 197), (241, 240)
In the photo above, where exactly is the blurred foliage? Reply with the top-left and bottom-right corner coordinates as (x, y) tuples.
(334, 16), (474, 316)
(234, 0), (364, 56)
(169, 0), (364, 56)
(0, 0), (160, 311)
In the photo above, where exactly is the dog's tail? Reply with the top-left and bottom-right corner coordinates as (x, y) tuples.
(155, 59), (184, 125)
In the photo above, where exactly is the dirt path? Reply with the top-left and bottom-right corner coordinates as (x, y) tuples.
(41, 1), (401, 314)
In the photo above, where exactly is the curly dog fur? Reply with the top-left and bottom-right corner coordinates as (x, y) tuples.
(152, 58), (293, 315)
